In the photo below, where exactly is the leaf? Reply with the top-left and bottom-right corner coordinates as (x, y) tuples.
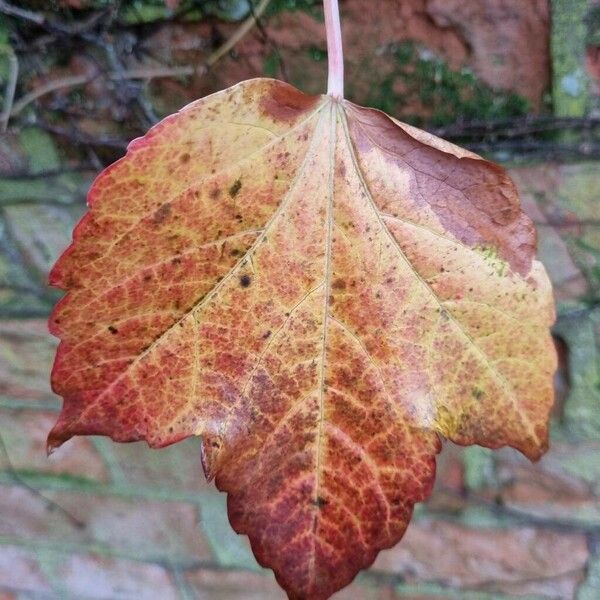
(48, 79), (556, 600)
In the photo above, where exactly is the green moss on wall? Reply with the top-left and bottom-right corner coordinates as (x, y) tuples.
(365, 42), (529, 127)
(551, 0), (590, 117)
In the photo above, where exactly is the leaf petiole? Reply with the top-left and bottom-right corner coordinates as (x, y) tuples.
(324, 0), (344, 99)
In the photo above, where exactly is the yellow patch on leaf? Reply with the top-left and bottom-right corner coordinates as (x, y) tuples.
(48, 79), (556, 600)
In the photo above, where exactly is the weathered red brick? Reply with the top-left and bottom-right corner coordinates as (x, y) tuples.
(0, 545), (50, 595)
(0, 409), (108, 482)
(0, 486), (212, 564)
(511, 166), (590, 303)
(185, 568), (398, 599)
(490, 442), (600, 526)
(0, 320), (57, 404)
(103, 437), (211, 492)
(185, 569), (284, 600)
(425, 442), (466, 512)
(372, 518), (588, 598)
(57, 553), (179, 600)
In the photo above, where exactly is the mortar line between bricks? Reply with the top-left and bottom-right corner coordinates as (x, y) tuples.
(90, 437), (128, 486)
(2, 471), (598, 536)
(0, 473), (211, 504)
(0, 396), (61, 411)
(0, 534), (217, 571)
(0, 470), (600, 535)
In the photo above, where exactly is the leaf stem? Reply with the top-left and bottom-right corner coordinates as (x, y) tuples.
(324, 0), (344, 99)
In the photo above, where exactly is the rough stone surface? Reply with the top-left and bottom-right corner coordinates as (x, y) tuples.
(149, 0), (550, 116)
(372, 519), (589, 598)
(489, 443), (600, 526)
(0, 409), (108, 482)
(0, 17), (598, 596)
(56, 554), (179, 600)
(0, 486), (212, 565)
(0, 320), (58, 405)
(0, 546), (50, 595)
(186, 568), (399, 600)
(101, 437), (209, 492)
(426, 0), (550, 109)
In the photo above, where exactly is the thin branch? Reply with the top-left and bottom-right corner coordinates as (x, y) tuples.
(203, 0), (272, 71)
(0, 0), (44, 25)
(9, 0), (272, 119)
(0, 433), (86, 530)
(10, 74), (91, 117)
(0, 45), (18, 131)
(33, 120), (128, 149)
(1, 165), (95, 179)
(251, 1), (289, 82)
(432, 116), (600, 139)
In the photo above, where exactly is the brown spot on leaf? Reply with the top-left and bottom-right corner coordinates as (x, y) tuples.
(260, 81), (319, 122)
(152, 203), (172, 224)
(229, 179), (242, 198)
(311, 496), (329, 508)
(240, 274), (251, 288)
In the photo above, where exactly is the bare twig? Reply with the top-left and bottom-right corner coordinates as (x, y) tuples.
(203, 0), (272, 71)
(0, 0), (109, 36)
(251, 1), (289, 82)
(0, 44), (18, 131)
(10, 68), (197, 117)
(10, 74), (91, 118)
(1, 165), (95, 179)
(432, 115), (600, 138)
(33, 120), (128, 149)
(10, 0), (272, 120)
(0, 433), (86, 530)
(0, 0), (44, 26)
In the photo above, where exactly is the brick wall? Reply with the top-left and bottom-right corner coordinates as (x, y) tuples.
(1, 1), (599, 599)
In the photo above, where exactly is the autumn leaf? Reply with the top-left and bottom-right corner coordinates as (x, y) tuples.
(48, 78), (556, 600)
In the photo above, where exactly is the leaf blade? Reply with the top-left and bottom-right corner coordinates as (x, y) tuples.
(48, 79), (556, 600)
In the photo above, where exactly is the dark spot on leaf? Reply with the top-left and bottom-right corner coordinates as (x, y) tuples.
(472, 387), (484, 400)
(240, 274), (251, 288)
(108, 326), (118, 335)
(180, 153), (190, 163)
(263, 330), (271, 339)
(311, 496), (328, 508)
(229, 179), (242, 198)
(152, 202), (172, 224)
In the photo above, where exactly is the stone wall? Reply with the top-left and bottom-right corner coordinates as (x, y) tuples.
(0, 1), (599, 599)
